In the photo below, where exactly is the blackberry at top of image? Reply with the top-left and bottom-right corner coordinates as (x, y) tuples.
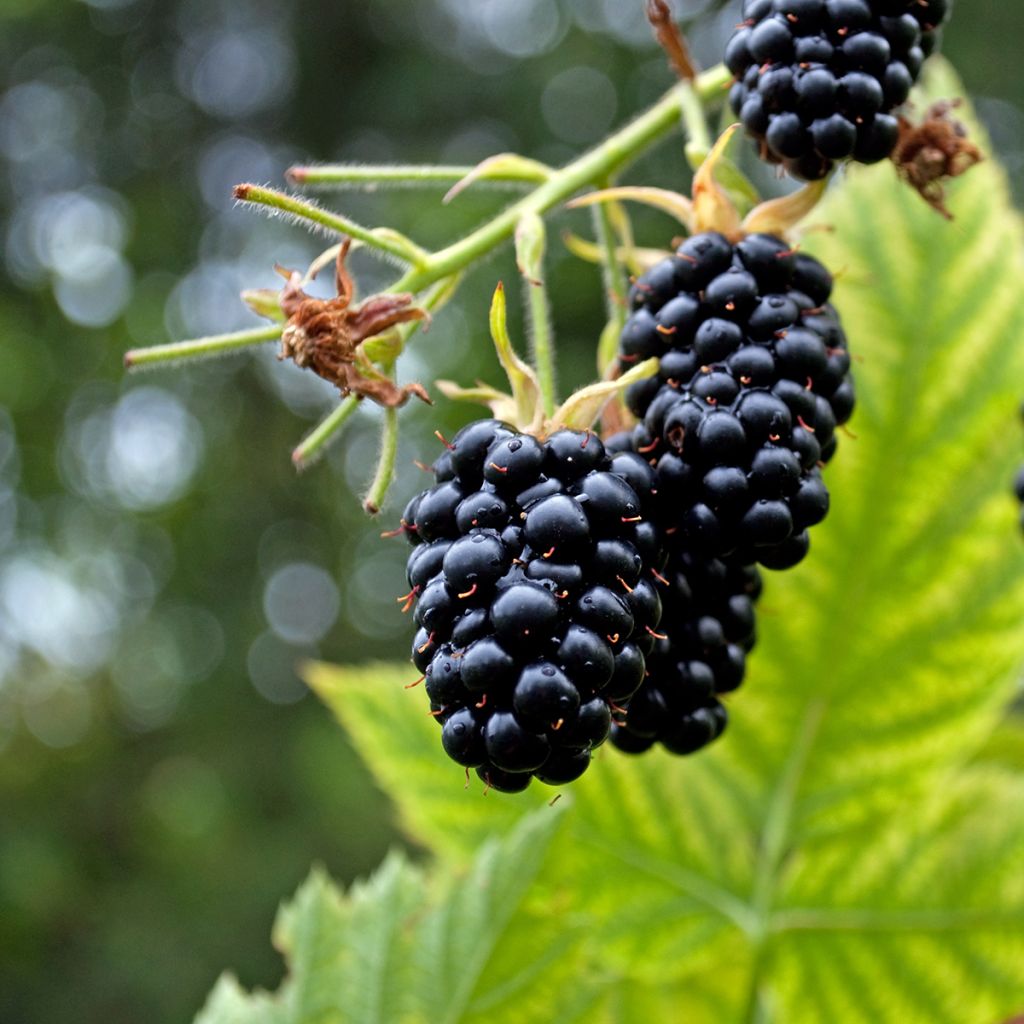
(619, 231), (852, 570)
(726, 0), (954, 180)
(400, 421), (667, 793)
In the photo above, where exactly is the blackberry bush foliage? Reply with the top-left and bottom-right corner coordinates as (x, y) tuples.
(619, 229), (851, 569)
(726, 0), (953, 179)
(118, 2), (1024, 1018)
(402, 421), (665, 791)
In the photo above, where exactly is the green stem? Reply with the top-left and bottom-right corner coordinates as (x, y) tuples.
(679, 80), (712, 167)
(590, 183), (630, 376)
(364, 407), (400, 514)
(292, 395), (361, 470)
(526, 279), (555, 417)
(515, 213), (556, 416)
(124, 324), (282, 369)
(392, 64), (731, 294)
(233, 184), (427, 265)
(288, 164), (476, 187)
(286, 163), (535, 189)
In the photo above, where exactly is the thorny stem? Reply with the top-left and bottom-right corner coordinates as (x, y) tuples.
(391, 66), (732, 295)
(233, 184), (428, 266)
(124, 324), (283, 369)
(364, 406), (399, 515)
(292, 395), (361, 470)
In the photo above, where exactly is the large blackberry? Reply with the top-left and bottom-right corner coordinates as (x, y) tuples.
(611, 550), (762, 756)
(726, 0), (952, 180)
(401, 420), (667, 792)
(619, 231), (852, 569)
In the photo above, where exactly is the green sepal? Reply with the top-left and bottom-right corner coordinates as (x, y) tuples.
(550, 358), (658, 432)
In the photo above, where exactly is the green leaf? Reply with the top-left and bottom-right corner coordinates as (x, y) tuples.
(304, 661), (532, 854)
(974, 713), (1024, 771)
(195, 809), (582, 1024)
(768, 771), (1024, 1023)
(549, 357), (659, 432)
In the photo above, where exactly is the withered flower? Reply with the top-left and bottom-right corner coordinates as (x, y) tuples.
(892, 100), (983, 220)
(278, 240), (430, 407)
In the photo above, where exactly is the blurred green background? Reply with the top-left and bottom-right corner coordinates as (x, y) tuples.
(1, 2), (1021, 1021)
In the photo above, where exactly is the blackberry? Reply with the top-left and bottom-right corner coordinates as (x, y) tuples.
(726, 0), (951, 179)
(400, 421), (665, 792)
(620, 232), (851, 568)
(610, 546), (762, 757)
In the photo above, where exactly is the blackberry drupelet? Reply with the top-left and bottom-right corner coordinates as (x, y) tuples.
(620, 231), (852, 569)
(725, 0), (951, 180)
(401, 421), (667, 792)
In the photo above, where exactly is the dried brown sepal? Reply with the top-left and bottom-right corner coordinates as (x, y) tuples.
(277, 240), (430, 407)
(892, 100), (983, 221)
(646, 0), (698, 83)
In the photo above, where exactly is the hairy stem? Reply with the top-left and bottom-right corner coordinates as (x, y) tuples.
(679, 80), (712, 165)
(292, 395), (361, 470)
(124, 324), (282, 369)
(288, 164), (478, 187)
(526, 279), (555, 417)
(393, 64), (731, 294)
(287, 163), (543, 191)
(364, 407), (400, 514)
(590, 185), (631, 376)
(233, 184), (427, 265)
(516, 213), (556, 416)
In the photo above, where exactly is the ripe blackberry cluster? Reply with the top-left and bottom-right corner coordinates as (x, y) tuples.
(611, 550), (762, 756)
(402, 421), (666, 792)
(619, 231), (853, 570)
(726, 0), (952, 180)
